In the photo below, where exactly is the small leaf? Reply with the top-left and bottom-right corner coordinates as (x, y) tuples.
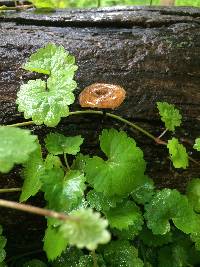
(45, 133), (84, 155)
(157, 102), (182, 131)
(145, 189), (198, 235)
(59, 208), (110, 250)
(105, 200), (143, 231)
(103, 240), (144, 267)
(194, 138), (200, 152)
(167, 138), (188, 169)
(20, 142), (43, 202)
(85, 129), (146, 196)
(0, 127), (37, 173)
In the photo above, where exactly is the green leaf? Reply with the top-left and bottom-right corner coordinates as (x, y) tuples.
(139, 227), (173, 247)
(72, 153), (90, 173)
(29, 0), (70, 8)
(22, 259), (47, 267)
(167, 138), (189, 169)
(157, 102), (182, 131)
(0, 226), (6, 263)
(59, 208), (110, 250)
(186, 178), (200, 213)
(17, 44), (78, 127)
(190, 215), (200, 251)
(78, 254), (106, 267)
(87, 190), (121, 212)
(43, 219), (68, 261)
(144, 189), (198, 235)
(104, 200), (143, 231)
(43, 169), (86, 213)
(131, 176), (155, 205)
(20, 142), (43, 202)
(23, 44), (77, 76)
(112, 223), (143, 240)
(103, 240), (144, 267)
(85, 129), (146, 196)
(51, 246), (83, 267)
(194, 138), (200, 152)
(0, 127), (37, 173)
(17, 79), (75, 127)
(45, 133), (84, 155)
(158, 245), (188, 267)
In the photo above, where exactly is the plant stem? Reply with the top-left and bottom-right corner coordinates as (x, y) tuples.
(7, 121), (34, 127)
(0, 199), (75, 221)
(0, 188), (21, 193)
(92, 250), (98, 267)
(4, 110), (200, 166)
(69, 110), (157, 142)
(64, 153), (71, 170)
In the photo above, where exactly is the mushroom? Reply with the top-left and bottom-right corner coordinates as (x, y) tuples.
(79, 83), (126, 109)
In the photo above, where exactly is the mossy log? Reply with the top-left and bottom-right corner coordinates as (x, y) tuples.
(0, 6), (200, 257)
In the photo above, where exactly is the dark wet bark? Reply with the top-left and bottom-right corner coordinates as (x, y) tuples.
(0, 6), (200, 258)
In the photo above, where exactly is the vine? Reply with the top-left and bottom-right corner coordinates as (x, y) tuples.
(0, 44), (200, 267)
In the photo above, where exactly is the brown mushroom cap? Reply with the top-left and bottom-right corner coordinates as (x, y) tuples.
(79, 83), (126, 109)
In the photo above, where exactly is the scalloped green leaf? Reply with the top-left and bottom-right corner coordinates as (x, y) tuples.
(20, 142), (43, 202)
(167, 138), (189, 169)
(59, 208), (110, 250)
(23, 44), (77, 76)
(145, 189), (198, 235)
(16, 79), (75, 127)
(157, 102), (182, 131)
(85, 129), (146, 196)
(45, 133), (84, 155)
(16, 44), (78, 127)
(0, 127), (37, 173)
(105, 200), (143, 231)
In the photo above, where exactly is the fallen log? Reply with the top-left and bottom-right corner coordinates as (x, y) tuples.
(0, 6), (200, 257)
